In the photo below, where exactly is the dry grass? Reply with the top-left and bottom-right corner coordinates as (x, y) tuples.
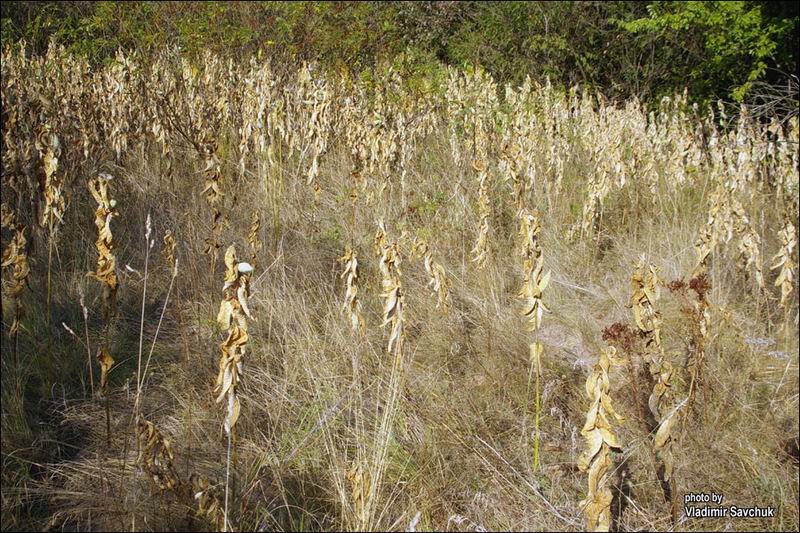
(0, 45), (798, 532)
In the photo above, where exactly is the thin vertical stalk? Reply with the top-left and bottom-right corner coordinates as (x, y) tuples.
(135, 227), (151, 415)
(224, 430), (232, 532)
(532, 366), (541, 470)
(45, 233), (54, 392)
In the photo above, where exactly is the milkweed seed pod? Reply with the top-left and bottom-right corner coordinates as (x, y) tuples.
(87, 174), (119, 322)
(162, 230), (177, 275)
(248, 211), (262, 268)
(135, 416), (181, 492)
(215, 245), (254, 436)
(518, 212), (550, 332)
(771, 217), (797, 311)
(338, 246), (365, 335)
(578, 346), (624, 532)
(1, 221), (30, 336)
(412, 237), (451, 313)
(377, 225), (404, 356)
(191, 473), (225, 531)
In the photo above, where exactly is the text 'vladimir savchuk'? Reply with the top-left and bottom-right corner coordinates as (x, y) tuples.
(683, 492), (776, 518)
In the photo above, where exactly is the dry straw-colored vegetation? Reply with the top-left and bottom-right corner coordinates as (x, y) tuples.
(1, 42), (798, 532)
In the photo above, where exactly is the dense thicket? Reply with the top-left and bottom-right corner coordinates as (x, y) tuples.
(2, 1), (798, 107)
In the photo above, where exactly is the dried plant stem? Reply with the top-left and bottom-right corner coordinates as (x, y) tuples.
(83, 309), (94, 398)
(134, 217), (152, 415)
(224, 429), (232, 532)
(12, 327), (20, 395)
(45, 234), (55, 391)
(105, 394), (111, 448)
(533, 360), (542, 469)
(138, 268), (177, 400)
(275, 136), (283, 254)
(519, 212), (549, 469)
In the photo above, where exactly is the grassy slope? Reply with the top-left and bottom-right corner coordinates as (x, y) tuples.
(1, 94), (798, 532)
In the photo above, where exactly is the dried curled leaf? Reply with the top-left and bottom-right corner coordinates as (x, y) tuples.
(412, 237), (451, 313)
(191, 474), (225, 530)
(135, 416), (180, 492)
(248, 211), (262, 267)
(97, 345), (115, 395)
(162, 230), (177, 274)
(518, 212), (549, 332)
(338, 246), (365, 335)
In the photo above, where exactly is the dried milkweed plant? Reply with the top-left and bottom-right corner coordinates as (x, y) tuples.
(248, 211), (262, 268)
(630, 257), (678, 522)
(86, 173), (118, 450)
(216, 244), (254, 435)
(37, 125), (65, 230)
(355, 221), (409, 531)
(378, 233), (404, 357)
(338, 246), (365, 335)
(135, 416), (181, 493)
(1, 40), (799, 533)
(471, 159), (492, 268)
(519, 212), (550, 332)
(771, 216), (797, 317)
(87, 174), (119, 323)
(412, 237), (451, 314)
(162, 229), (177, 273)
(215, 244), (254, 531)
(133, 415), (226, 530)
(735, 215), (764, 292)
(518, 211), (550, 468)
(191, 474), (225, 531)
(579, 346), (624, 532)
(1, 208), (30, 371)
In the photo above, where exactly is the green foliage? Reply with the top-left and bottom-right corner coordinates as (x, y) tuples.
(1, 1), (797, 106)
(620, 1), (797, 102)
